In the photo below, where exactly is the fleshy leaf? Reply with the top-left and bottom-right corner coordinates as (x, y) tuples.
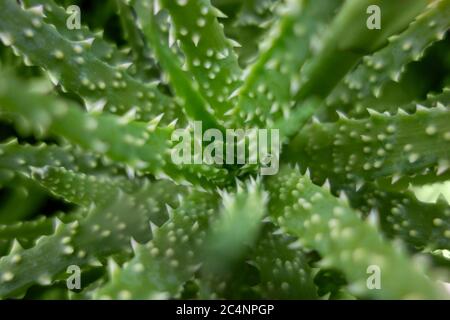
(160, 0), (242, 118)
(230, 0), (342, 128)
(267, 166), (445, 299)
(328, 0), (450, 106)
(0, 188), (160, 298)
(134, 0), (222, 130)
(0, 0), (179, 123)
(0, 73), (229, 187)
(287, 103), (450, 190)
(94, 191), (220, 299)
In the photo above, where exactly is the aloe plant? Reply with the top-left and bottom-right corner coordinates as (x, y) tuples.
(0, 0), (449, 300)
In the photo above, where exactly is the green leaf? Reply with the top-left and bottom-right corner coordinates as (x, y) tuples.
(294, 0), (428, 101)
(250, 223), (318, 299)
(0, 187), (165, 298)
(287, 103), (450, 190)
(225, 0), (278, 66)
(30, 166), (185, 226)
(0, 139), (110, 177)
(160, 0), (242, 118)
(230, 0), (342, 128)
(0, 175), (47, 224)
(0, 73), (229, 188)
(348, 185), (450, 251)
(22, 0), (132, 67)
(328, 0), (450, 106)
(0, 0), (179, 123)
(94, 191), (220, 299)
(133, 0), (222, 130)
(202, 179), (266, 274)
(115, 0), (159, 80)
(266, 166), (445, 299)
(0, 211), (83, 245)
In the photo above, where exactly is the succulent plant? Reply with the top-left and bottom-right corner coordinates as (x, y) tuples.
(0, 0), (449, 300)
